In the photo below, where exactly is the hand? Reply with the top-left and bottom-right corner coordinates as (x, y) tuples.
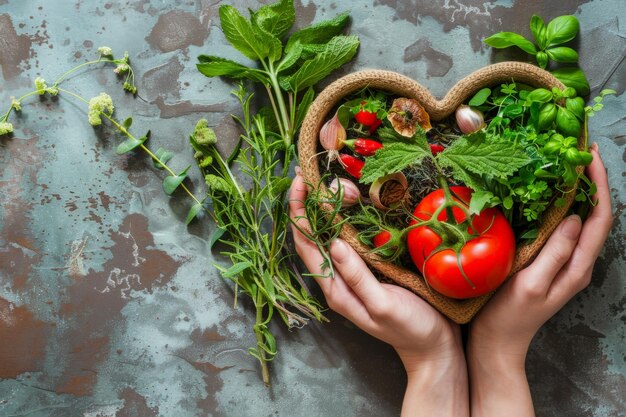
(467, 143), (613, 416)
(289, 172), (469, 417)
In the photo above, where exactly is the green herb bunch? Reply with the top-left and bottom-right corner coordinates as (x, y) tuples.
(485, 14), (590, 96)
(193, 0), (359, 385)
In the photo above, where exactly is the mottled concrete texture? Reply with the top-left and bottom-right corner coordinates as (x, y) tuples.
(0, 1), (624, 416)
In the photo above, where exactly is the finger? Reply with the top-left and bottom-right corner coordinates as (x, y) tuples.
(521, 214), (583, 295)
(330, 238), (391, 316)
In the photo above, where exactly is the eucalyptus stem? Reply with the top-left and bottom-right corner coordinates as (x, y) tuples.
(52, 58), (117, 87)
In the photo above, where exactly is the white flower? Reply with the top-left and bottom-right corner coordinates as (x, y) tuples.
(0, 122), (14, 135)
(87, 93), (114, 126)
(35, 77), (47, 95)
(98, 46), (113, 56)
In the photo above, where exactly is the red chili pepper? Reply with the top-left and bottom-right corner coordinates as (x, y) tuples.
(429, 144), (445, 155)
(338, 153), (365, 179)
(345, 138), (383, 156)
(372, 230), (391, 247)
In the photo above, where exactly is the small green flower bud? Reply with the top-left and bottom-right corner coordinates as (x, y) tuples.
(10, 97), (21, 111)
(35, 77), (47, 95)
(0, 121), (14, 135)
(46, 86), (59, 96)
(205, 174), (230, 193)
(193, 119), (217, 145)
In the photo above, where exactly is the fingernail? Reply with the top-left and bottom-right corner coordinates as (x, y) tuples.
(561, 214), (582, 240)
(590, 142), (598, 152)
(330, 238), (349, 263)
(295, 165), (302, 176)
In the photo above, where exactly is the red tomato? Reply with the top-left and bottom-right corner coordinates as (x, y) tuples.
(407, 186), (515, 299)
(372, 230), (391, 247)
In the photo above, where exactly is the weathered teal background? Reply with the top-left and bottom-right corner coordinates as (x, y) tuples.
(0, 1), (624, 416)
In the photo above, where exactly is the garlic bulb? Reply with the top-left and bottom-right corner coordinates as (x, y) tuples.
(369, 172), (408, 210)
(329, 177), (361, 207)
(319, 112), (346, 151)
(455, 105), (486, 134)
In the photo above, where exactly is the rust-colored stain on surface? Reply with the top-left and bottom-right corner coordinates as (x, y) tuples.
(0, 14), (33, 79)
(146, 10), (209, 52)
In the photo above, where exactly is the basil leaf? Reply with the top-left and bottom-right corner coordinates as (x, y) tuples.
(546, 15), (579, 46)
(552, 67), (590, 96)
(525, 88), (553, 104)
(285, 12), (350, 53)
(219, 5), (269, 61)
(536, 51), (548, 69)
(438, 136), (530, 180)
(196, 56), (269, 84)
(556, 106), (581, 138)
(537, 103), (557, 130)
(360, 138), (430, 184)
(546, 46), (579, 63)
(283, 35), (359, 92)
(530, 15), (546, 49)
(565, 97), (585, 121)
(251, 0), (295, 39)
(484, 32), (537, 55)
(469, 88), (491, 106)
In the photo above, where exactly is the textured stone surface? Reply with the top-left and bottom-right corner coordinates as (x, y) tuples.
(0, 1), (624, 416)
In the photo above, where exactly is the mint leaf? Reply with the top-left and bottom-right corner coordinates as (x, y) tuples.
(438, 136), (530, 181)
(484, 32), (537, 55)
(285, 12), (350, 53)
(276, 41), (302, 73)
(219, 5), (269, 61)
(360, 140), (430, 184)
(197, 56), (269, 83)
(283, 35), (359, 92)
(252, 0), (295, 39)
(251, 17), (282, 62)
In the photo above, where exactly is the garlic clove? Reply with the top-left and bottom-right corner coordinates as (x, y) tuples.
(329, 177), (361, 207)
(455, 104), (486, 134)
(369, 172), (409, 210)
(319, 111), (347, 152)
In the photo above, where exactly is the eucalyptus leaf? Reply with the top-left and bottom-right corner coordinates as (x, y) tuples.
(163, 165), (191, 195)
(154, 147), (174, 169)
(116, 130), (149, 155)
(484, 32), (537, 55)
(185, 202), (203, 225)
(122, 117), (133, 130)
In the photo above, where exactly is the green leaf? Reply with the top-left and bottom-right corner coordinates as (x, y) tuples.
(538, 103), (557, 130)
(222, 261), (253, 278)
(469, 88), (491, 106)
(360, 139), (430, 184)
(546, 46), (579, 63)
(503, 195), (514, 210)
(525, 88), (553, 104)
(185, 202), (203, 225)
(530, 15), (546, 48)
(565, 97), (585, 121)
(163, 165), (191, 195)
(227, 136), (243, 164)
(154, 147), (174, 169)
(252, 0), (295, 39)
(520, 229), (539, 239)
(536, 51), (548, 69)
(552, 67), (590, 96)
(556, 106), (581, 137)
(196, 56), (269, 84)
(293, 87), (315, 131)
(438, 135), (530, 181)
(272, 177), (292, 194)
(116, 130), (149, 154)
(219, 5), (269, 61)
(285, 12), (350, 52)
(276, 41), (302, 73)
(283, 35), (359, 92)
(484, 32), (537, 55)
(123, 117), (133, 130)
(209, 226), (226, 249)
(469, 190), (495, 215)
(251, 17), (282, 62)
(546, 15), (579, 46)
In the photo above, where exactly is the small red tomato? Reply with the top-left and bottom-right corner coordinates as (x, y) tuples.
(338, 153), (365, 179)
(372, 230), (391, 247)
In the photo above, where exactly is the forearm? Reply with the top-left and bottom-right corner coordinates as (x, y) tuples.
(467, 345), (534, 417)
(399, 353), (469, 417)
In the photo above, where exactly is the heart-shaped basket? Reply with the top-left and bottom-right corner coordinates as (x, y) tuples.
(298, 62), (582, 324)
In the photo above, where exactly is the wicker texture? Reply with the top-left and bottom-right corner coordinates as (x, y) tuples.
(298, 62), (580, 323)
